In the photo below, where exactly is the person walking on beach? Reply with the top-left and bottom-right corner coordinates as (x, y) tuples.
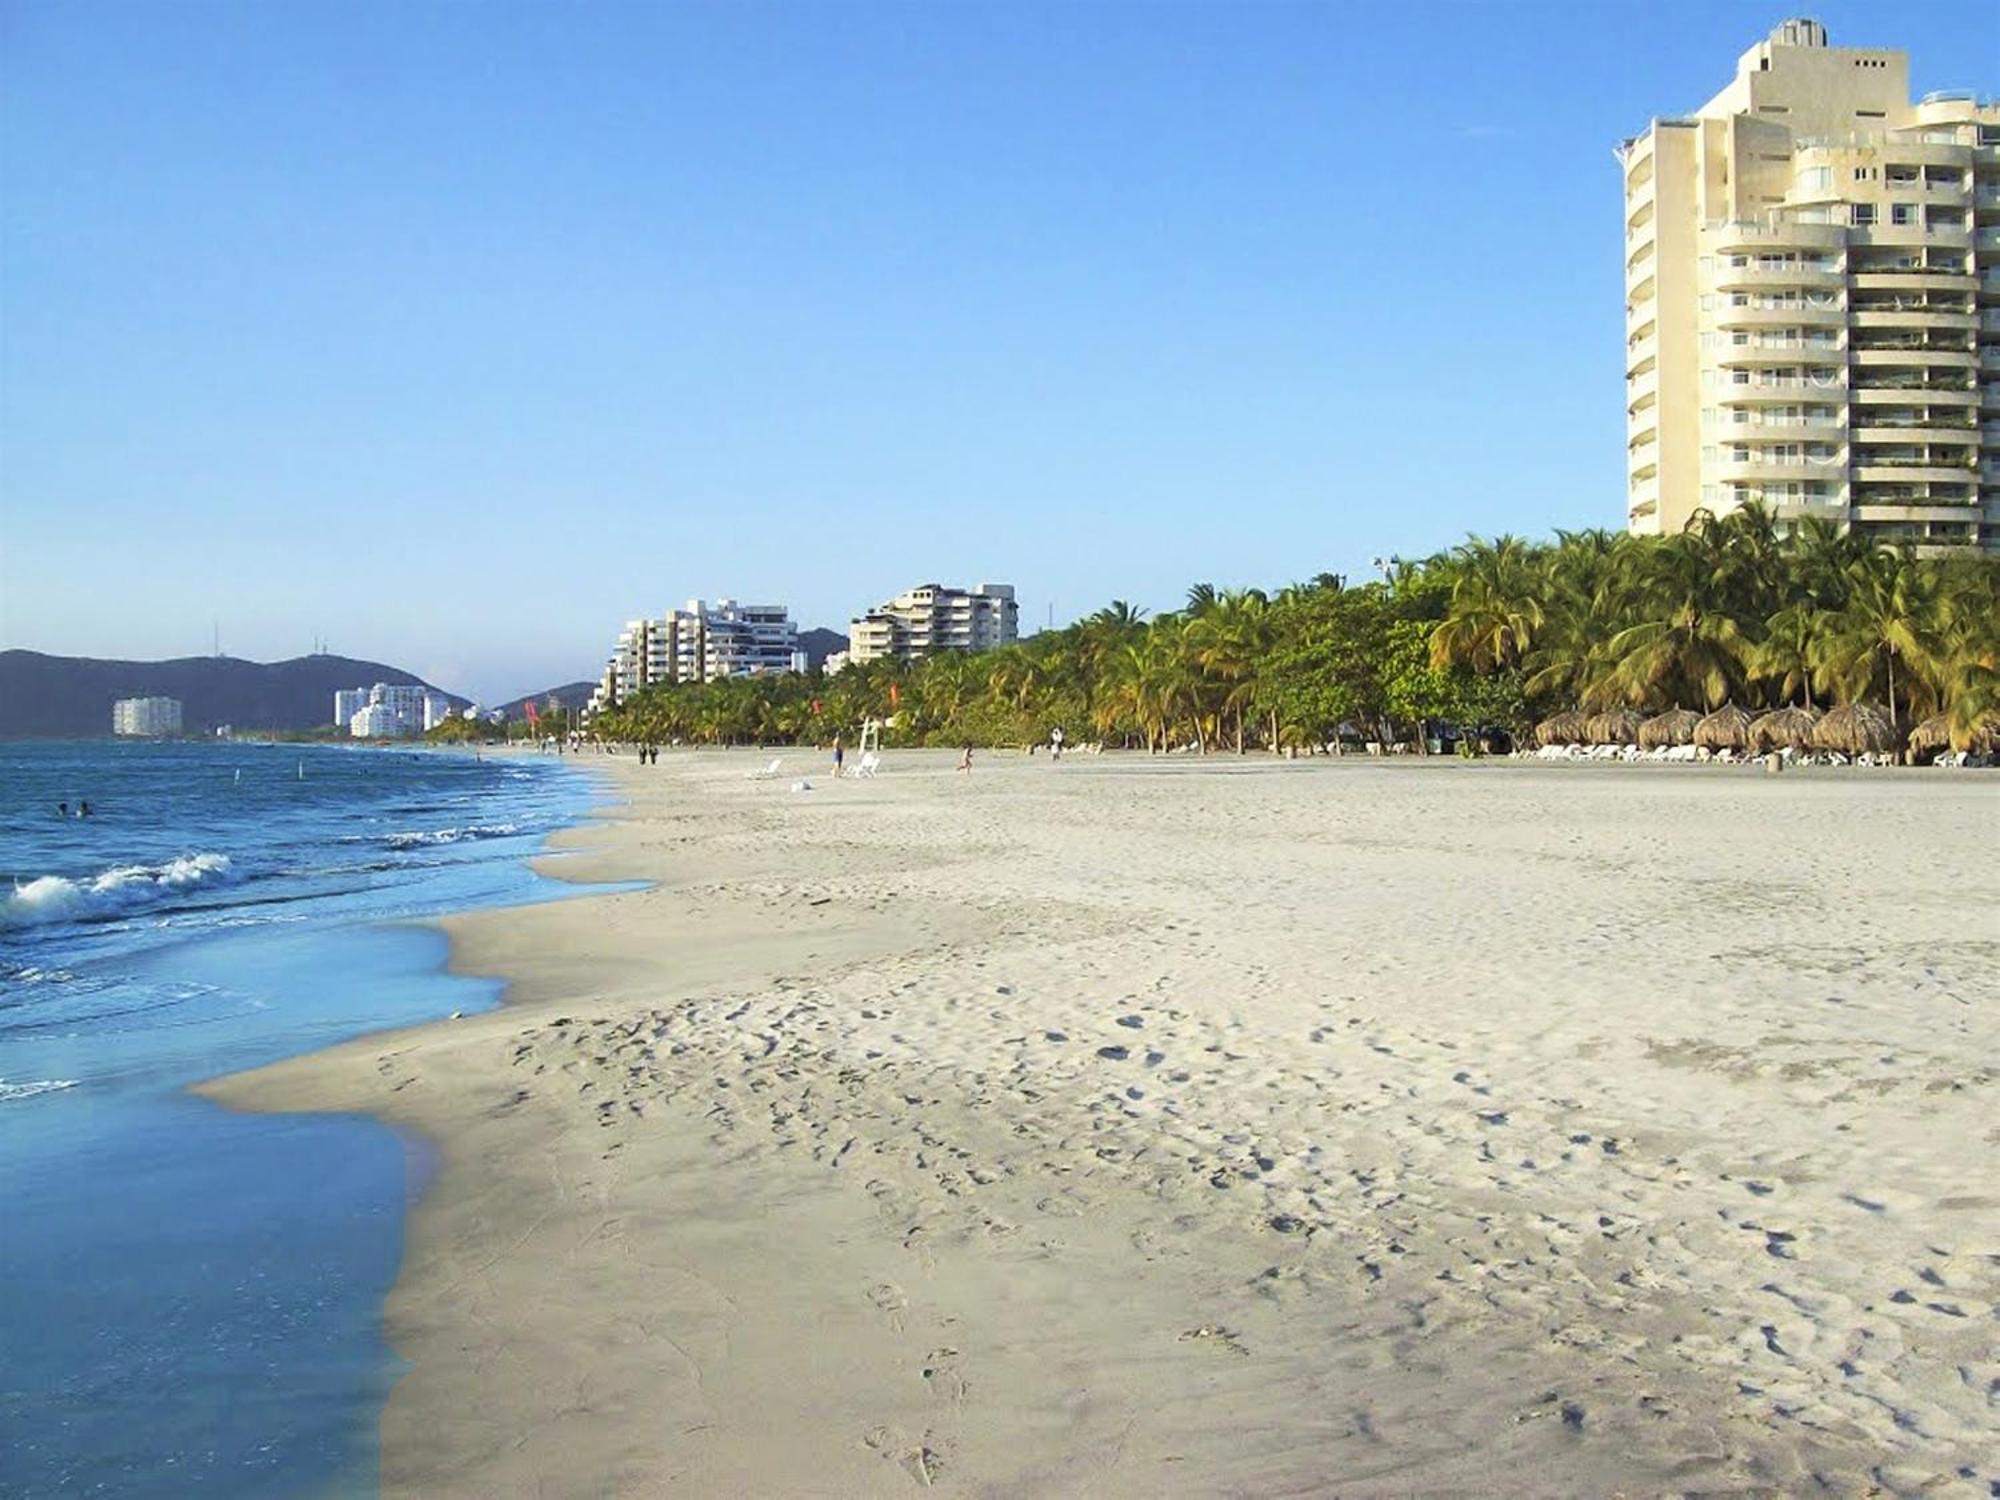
(958, 745), (973, 773)
(1049, 725), (1064, 761)
(832, 735), (845, 778)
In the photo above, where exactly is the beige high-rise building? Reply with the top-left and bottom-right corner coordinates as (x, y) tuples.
(1619, 19), (1999, 551)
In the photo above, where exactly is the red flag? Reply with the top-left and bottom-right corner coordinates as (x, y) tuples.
(811, 698), (822, 715)
(889, 683), (900, 707)
(525, 700), (540, 726)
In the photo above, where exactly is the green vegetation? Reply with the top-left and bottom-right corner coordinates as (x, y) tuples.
(423, 715), (509, 745)
(590, 506), (1998, 754)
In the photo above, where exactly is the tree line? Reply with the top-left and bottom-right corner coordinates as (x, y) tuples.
(588, 507), (1998, 754)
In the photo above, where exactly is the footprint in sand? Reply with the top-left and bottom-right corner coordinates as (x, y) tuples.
(866, 1282), (908, 1331)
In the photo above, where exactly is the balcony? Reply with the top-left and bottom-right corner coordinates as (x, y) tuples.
(1855, 503), (1982, 525)
(1705, 219), (1845, 254)
(1851, 308), (1977, 330)
(1851, 268), (1976, 291)
(1716, 455), (1841, 482)
(1849, 370), (1977, 394)
(1727, 412), (1844, 431)
(1626, 367), (1658, 408)
(1712, 262), (1844, 291)
(1721, 375), (1847, 402)
(1851, 346), (1978, 368)
(1716, 342), (1843, 366)
(1851, 422), (1979, 442)
(1854, 462), (1978, 484)
(1714, 302), (1844, 329)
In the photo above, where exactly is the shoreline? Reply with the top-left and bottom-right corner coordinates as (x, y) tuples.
(203, 749), (1998, 1495)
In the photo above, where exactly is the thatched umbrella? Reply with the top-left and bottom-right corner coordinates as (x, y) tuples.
(1638, 708), (1702, 749)
(1812, 702), (1898, 756)
(1906, 714), (1953, 758)
(1916, 712), (1999, 755)
(1584, 708), (1645, 746)
(1748, 705), (1822, 754)
(1535, 710), (1587, 748)
(1693, 703), (1754, 752)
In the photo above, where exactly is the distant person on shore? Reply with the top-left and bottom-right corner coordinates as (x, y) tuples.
(832, 736), (845, 778)
(1050, 725), (1064, 761)
(958, 745), (973, 774)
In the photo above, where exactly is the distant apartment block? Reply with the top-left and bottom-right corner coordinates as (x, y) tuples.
(112, 696), (182, 736)
(586, 598), (804, 716)
(1618, 19), (2000, 551)
(847, 583), (1018, 666)
(336, 683), (451, 738)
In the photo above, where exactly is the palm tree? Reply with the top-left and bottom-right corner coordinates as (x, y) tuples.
(1747, 601), (1825, 709)
(1429, 534), (1545, 673)
(1810, 548), (1943, 728)
(1599, 535), (1752, 711)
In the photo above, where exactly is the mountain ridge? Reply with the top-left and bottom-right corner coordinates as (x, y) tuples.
(0, 650), (466, 739)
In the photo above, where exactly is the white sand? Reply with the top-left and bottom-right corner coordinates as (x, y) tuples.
(207, 751), (2000, 1495)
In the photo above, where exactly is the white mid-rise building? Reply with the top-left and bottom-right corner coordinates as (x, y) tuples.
(112, 696), (183, 736)
(337, 682), (445, 738)
(847, 583), (1018, 665)
(586, 598), (802, 716)
(1619, 19), (1999, 550)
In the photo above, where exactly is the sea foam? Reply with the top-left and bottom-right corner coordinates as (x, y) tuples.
(1, 853), (238, 930)
(0, 1078), (79, 1103)
(382, 824), (519, 849)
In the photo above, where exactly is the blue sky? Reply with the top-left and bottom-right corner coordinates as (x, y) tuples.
(3, 1), (1992, 703)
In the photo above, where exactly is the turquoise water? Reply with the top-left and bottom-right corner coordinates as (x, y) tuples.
(0, 741), (603, 1497)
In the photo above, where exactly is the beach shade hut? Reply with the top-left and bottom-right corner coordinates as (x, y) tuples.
(1534, 710), (1588, 747)
(1748, 705), (1822, 754)
(1693, 703), (1755, 753)
(1811, 702), (1898, 757)
(1583, 708), (1645, 746)
(1637, 708), (1703, 749)
(1912, 711), (1999, 756)
(1907, 714), (1953, 759)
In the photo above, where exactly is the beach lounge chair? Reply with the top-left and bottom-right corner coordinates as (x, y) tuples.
(851, 751), (880, 779)
(749, 757), (782, 780)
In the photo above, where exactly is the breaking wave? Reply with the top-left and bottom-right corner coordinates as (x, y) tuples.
(382, 824), (520, 850)
(1, 854), (239, 931)
(0, 1078), (79, 1103)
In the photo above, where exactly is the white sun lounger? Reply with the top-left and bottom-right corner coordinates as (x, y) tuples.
(748, 757), (782, 780)
(850, 751), (880, 779)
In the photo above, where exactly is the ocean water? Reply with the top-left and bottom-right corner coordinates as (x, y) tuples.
(0, 740), (603, 1498)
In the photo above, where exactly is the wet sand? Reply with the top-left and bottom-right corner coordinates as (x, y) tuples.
(207, 750), (2000, 1496)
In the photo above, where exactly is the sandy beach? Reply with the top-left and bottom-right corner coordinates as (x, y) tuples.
(206, 751), (1999, 1496)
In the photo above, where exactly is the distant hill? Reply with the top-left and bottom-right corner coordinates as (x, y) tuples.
(493, 681), (596, 720)
(0, 651), (466, 739)
(799, 628), (848, 670)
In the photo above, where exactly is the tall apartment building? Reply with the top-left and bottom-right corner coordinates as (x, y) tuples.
(1619, 19), (1999, 551)
(112, 696), (183, 736)
(847, 583), (1018, 665)
(586, 598), (803, 716)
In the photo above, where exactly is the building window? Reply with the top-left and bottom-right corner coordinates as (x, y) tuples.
(1890, 203), (1915, 226)
(1851, 203), (1877, 227)
(1801, 166), (1832, 191)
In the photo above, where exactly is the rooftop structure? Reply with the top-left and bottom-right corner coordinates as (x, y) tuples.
(1618, 20), (1999, 551)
